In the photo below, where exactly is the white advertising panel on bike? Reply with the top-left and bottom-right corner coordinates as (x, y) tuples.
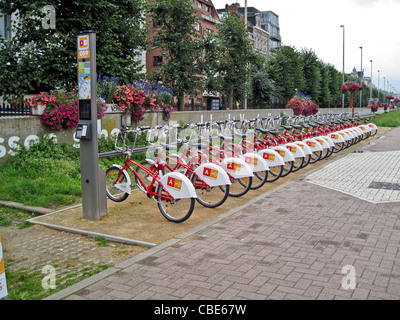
(194, 163), (232, 187)
(343, 129), (355, 140)
(338, 130), (351, 141)
(303, 138), (323, 152)
(358, 124), (371, 133)
(314, 137), (330, 149)
(220, 158), (254, 179)
(317, 136), (334, 148)
(282, 143), (306, 159)
(329, 132), (345, 143)
(292, 141), (312, 155)
(161, 172), (197, 199)
(239, 153), (269, 172)
(272, 146), (295, 162)
(257, 149), (285, 166)
(367, 123), (378, 131)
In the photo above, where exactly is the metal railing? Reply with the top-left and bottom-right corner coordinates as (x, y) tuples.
(0, 102), (31, 117)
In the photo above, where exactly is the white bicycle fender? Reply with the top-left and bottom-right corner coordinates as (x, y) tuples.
(240, 153), (269, 172)
(160, 172), (197, 199)
(272, 146), (295, 161)
(303, 138), (323, 152)
(257, 149), (285, 166)
(194, 163), (232, 187)
(220, 157), (254, 178)
(111, 165), (132, 194)
(314, 136), (330, 149)
(329, 132), (345, 143)
(293, 141), (312, 155)
(367, 123), (378, 131)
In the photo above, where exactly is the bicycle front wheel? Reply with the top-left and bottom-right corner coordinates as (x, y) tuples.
(156, 185), (195, 223)
(105, 166), (130, 202)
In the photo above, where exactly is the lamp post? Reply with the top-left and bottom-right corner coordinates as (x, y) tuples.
(383, 76), (386, 95)
(378, 70), (380, 102)
(359, 47), (363, 107)
(370, 60), (372, 101)
(341, 25), (345, 108)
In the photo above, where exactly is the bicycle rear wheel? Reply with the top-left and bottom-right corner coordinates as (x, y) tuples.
(105, 166), (130, 202)
(266, 165), (283, 182)
(309, 150), (322, 163)
(221, 176), (252, 197)
(280, 160), (294, 177)
(156, 185), (195, 223)
(332, 142), (345, 153)
(251, 170), (268, 189)
(291, 157), (305, 172)
(191, 175), (229, 208)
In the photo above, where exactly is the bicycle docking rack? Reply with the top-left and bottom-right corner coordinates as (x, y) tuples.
(99, 146), (149, 159)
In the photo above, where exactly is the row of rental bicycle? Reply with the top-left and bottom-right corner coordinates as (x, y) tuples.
(105, 112), (378, 223)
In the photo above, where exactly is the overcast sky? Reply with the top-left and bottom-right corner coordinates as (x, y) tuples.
(211, 0), (400, 97)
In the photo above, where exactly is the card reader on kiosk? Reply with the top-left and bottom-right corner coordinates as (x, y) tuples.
(76, 123), (92, 140)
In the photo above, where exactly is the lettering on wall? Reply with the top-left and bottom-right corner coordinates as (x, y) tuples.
(0, 127), (120, 158)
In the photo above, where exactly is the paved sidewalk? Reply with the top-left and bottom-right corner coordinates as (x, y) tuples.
(46, 127), (400, 300)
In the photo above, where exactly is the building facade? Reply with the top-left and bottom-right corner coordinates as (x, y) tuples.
(146, 0), (221, 111)
(260, 11), (281, 52)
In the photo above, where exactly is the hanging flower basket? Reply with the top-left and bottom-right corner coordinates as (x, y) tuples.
(368, 102), (378, 113)
(341, 82), (363, 116)
(286, 94), (318, 116)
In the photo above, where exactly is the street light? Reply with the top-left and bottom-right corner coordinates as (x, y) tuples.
(370, 60), (373, 101)
(383, 76), (386, 95)
(359, 46), (363, 107)
(341, 25), (345, 108)
(378, 70), (380, 101)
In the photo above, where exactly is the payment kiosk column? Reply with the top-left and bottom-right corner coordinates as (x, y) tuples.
(76, 31), (107, 220)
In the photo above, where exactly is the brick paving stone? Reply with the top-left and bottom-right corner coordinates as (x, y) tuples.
(45, 127), (400, 301)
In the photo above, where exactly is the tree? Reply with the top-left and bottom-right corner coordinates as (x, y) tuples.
(318, 62), (331, 107)
(266, 46), (304, 102)
(300, 49), (321, 101)
(0, 0), (148, 99)
(214, 13), (256, 109)
(250, 55), (276, 107)
(150, 0), (202, 111)
(326, 64), (342, 107)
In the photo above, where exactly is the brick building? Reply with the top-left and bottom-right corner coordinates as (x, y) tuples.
(146, 0), (221, 110)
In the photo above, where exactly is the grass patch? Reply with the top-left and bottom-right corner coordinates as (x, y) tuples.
(0, 133), (148, 209)
(374, 109), (400, 127)
(0, 206), (34, 228)
(6, 264), (109, 300)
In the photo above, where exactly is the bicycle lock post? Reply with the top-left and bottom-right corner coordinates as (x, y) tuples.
(75, 31), (107, 220)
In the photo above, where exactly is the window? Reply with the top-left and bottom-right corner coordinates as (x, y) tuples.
(195, 22), (200, 32)
(153, 18), (162, 28)
(0, 12), (11, 40)
(153, 56), (163, 67)
(197, 2), (202, 10)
